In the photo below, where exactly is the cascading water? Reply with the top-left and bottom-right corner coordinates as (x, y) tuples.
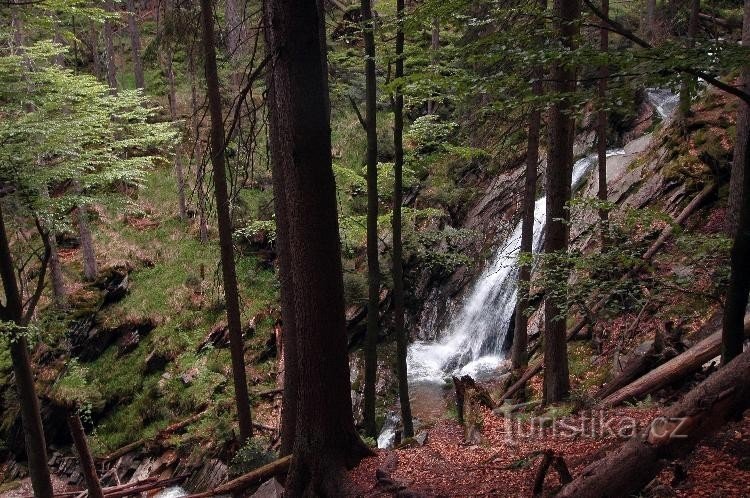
(646, 88), (680, 120)
(406, 150), (626, 384)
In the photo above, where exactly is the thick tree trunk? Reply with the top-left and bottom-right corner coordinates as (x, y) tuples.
(726, 0), (750, 235)
(264, 38), (299, 457)
(0, 206), (54, 498)
(559, 347), (750, 498)
(126, 0), (145, 89)
(264, 0), (373, 491)
(722, 10), (750, 362)
(392, 0), (413, 439)
(597, 0), (610, 250)
(199, 0), (253, 444)
(512, 0), (546, 375)
(165, 52), (188, 221)
(67, 412), (103, 498)
(103, 0), (118, 92)
(75, 205), (98, 281)
(362, 0), (380, 440)
(598, 317), (750, 408)
(543, 0), (579, 404)
(678, 0), (700, 128)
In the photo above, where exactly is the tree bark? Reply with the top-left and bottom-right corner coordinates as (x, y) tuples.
(199, 0), (253, 444)
(597, 0), (610, 250)
(103, 0), (118, 92)
(559, 347), (750, 498)
(542, 0), (579, 404)
(263, 26), (298, 457)
(188, 48), (209, 243)
(126, 0), (145, 89)
(75, 205), (97, 281)
(722, 3), (750, 362)
(362, 0), (380, 440)
(726, 0), (750, 236)
(512, 0), (546, 375)
(264, 0), (373, 491)
(0, 205), (54, 498)
(67, 412), (103, 498)
(392, 0), (414, 440)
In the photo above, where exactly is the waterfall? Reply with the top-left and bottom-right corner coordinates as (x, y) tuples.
(646, 88), (680, 120)
(406, 150), (626, 383)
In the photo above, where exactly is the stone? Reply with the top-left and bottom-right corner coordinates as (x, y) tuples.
(414, 431), (429, 447)
(251, 478), (284, 498)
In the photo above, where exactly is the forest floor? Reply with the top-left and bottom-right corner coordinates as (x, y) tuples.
(350, 406), (750, 497)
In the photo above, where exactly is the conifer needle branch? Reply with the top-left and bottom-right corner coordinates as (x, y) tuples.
(582, 0), (750, 104)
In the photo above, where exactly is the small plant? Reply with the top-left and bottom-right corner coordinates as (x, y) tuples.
(230, 439), (277, 476)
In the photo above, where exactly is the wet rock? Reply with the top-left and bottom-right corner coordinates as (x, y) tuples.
(180, 459), (228, 493)
(414, 431), (429, 446)
(251, 478), (284, 498)
(181, 367), (200, 386)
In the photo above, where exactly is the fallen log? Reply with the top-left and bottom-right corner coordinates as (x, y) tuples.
(532, 450), (572, 496)
(595, 321), (683, 400)
(597, 316), (750, 408)
(185, 455), (291, 498)
(557, 347), (750, 498)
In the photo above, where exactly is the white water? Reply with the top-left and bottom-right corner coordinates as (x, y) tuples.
(406, 150), (626, 384)
(646, 88), (680, 120)
(154, 487), (188, 498)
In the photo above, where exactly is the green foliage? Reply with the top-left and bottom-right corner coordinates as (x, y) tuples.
(230, 439), (277, 476)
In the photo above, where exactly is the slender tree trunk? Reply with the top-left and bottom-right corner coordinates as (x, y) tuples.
(727, 0), (750, 236)
(428, 18), (439, 114)
(362, 0), (380, 439)
(103, 0), (118, 92)
(597, 0), (610, 250)
(165, 51), (188, 221)
(543, 0), (579, 404)
(75, 205), (97, 282)
(722, 51), (750, 363)
(48, 228), (66, 306)
(678, 0), (700, 129)
(126, 0), (145, 89)
(67, 412), (103, 498)
(512, 0), (546, 376)
(10, 1), (24, 52)
(188, 49), (209, 243)
(225, 0), (243, 87)
(646, 0), (656, 40)
(199, 0), (253, 444)
(264, 0), (372, 491)
(392, 0), (414, 440)
(0, 206), (54, 498)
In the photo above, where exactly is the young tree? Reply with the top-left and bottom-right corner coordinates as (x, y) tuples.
(126, 0), (145, 89)
(0, 42), (173, 498)
(264, 0), (372, 491)
(198, 0), (253, 444)
(597, 0), (610, 249)
(543, 0), (579, 404)
(75, 204), (98, 281)
(392, 0), (414, 439)
(512, 0), (547, 378)
(361, 0), (380, 440)
(103, 0), (118, 91)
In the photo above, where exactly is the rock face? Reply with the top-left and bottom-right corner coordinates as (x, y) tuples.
(177, 458), (228, 493)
